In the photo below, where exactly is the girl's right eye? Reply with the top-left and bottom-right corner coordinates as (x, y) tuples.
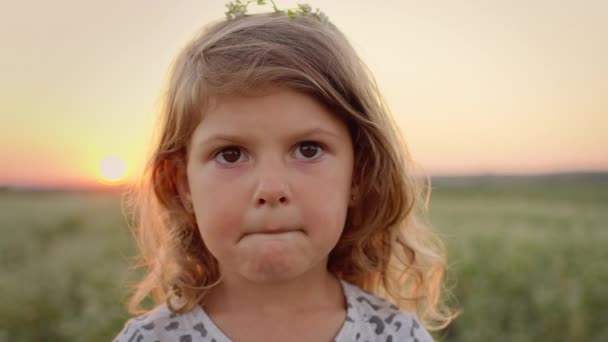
(214, 147), (248, 164)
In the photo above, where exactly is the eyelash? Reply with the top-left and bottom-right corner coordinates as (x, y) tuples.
(212, 141), (326, 165)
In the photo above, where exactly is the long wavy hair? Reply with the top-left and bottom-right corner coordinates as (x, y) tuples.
(123, 12), (457, 330)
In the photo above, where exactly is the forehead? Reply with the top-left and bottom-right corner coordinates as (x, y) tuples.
(194, 88), (350, 139)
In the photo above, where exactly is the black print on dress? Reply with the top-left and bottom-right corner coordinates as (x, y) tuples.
(410, 318), (421, 340)
(369, 315), (385, 334)
(193, 322), (208, 337)
(394, 321), (402, 331)
(384, 313), (395, 324)
(126, 329), (141, 342)
(165, 321), (179, 330)
(122, 322), (131, 335)
(357, 296), (381, 311)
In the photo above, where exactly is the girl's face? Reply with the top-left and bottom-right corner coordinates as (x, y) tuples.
(185, 88), (354, 284)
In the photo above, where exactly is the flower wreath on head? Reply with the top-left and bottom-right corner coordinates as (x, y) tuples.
(225, 0), (328, 23)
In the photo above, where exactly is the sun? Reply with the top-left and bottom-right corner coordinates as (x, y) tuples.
(98, 156), (127, 183)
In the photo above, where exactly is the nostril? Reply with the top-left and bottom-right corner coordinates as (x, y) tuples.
(257, 197), (287, 205)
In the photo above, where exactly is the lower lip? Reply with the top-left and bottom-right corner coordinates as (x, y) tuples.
(249, 230), (300, 236)
(260, 230), (296, 234)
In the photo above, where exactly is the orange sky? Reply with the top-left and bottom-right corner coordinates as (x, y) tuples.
(1, 0), (606, 189)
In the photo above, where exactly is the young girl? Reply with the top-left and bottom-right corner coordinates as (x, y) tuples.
(115, 2), (456, 341)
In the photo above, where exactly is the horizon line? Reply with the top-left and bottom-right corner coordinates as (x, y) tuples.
(2, 169), (608, 192)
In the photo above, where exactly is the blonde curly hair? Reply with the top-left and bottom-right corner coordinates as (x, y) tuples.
(123, 13), (457, 331)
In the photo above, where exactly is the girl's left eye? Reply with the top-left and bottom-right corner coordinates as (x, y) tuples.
(212, 141), (325, 165)
(294, 141), (325, 160)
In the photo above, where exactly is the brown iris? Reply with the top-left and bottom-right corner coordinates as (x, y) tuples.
(220, 148), (241, 163)
(299, 142), (320, 158)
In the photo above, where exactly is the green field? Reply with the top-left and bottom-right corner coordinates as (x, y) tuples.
(1, 174), (607, 341)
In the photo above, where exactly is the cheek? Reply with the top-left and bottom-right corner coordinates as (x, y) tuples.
(189, 174), (248, 248)
(299, 170), (350, 240)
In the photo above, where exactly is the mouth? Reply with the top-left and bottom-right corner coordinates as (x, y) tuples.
(247, 227), (302, 236)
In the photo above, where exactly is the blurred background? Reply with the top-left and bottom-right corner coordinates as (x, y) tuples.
(1, 0), (606, 341)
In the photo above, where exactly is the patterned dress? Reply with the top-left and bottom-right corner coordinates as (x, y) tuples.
(114, 279), (433, 341)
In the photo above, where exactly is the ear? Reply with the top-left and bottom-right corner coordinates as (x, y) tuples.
(174, 163), (193, 213)
(348, 184), (359, 207)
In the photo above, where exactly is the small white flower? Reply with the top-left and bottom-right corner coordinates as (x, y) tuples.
(316, 11), (328, 23)
(223, 1), (328, 23)
(234, 7), (247, 17)
(297, 3), (312, 13)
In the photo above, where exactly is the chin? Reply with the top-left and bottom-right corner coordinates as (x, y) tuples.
(244, 272), (299, 284)
(245, 262), (306, 283)
(237, 255), (315, 284)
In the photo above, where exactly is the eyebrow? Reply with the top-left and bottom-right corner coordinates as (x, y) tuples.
(197, 127), (343, 147)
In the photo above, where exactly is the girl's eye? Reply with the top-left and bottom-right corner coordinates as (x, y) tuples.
(295, 141), (324, 160)
(213, 142), (324, 164)
(214, 147), (247, 164)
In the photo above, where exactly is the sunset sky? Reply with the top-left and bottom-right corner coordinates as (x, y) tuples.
(1, 0), (606, 189)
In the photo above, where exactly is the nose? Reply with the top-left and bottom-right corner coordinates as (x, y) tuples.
(256, 190), (289, 207)
(253, 163), (291, 208)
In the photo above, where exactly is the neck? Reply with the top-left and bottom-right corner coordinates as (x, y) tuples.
(203, 263), (343, 315)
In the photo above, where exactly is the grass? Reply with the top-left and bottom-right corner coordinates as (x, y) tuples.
(430, 175), (608, 341)
(1, 174), (607, 341)
(0, 191), (135, 341)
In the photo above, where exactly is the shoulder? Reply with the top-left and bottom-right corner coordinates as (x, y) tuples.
(113, 303), (213, 342)
(339, 279), (434, 342)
